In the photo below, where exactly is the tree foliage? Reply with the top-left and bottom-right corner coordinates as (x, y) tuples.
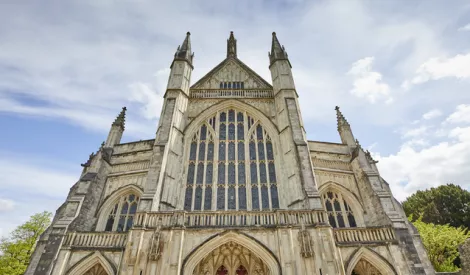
(403, 184), (470, 229)
(0, 211), (52, 275)
(411, 215), (470, 272)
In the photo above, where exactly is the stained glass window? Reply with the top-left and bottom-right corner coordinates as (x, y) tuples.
(105, 193), (139, 232)
(323, 191), (357, 228)
(183, 109), (279, 211)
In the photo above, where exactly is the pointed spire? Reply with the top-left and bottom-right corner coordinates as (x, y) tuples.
(269, 32), (290, 67)
(174, 32), (194, 66)
(227, 31), (237, 58)
(335, 106), (350, 130)
(112, 107), (126, 130)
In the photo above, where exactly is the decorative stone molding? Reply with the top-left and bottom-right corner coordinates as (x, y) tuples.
(334, 227), (396, 244)
(64, 232), (128, 249)
(190, 89), (273, 99)
(134, 210), (327, 229)
(312, 157), (352, 171)
(110, 161), (150, 174)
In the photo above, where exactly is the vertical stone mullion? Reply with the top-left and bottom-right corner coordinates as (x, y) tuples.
(254, 123), (262, 210)
(224, 111), (229, 211)
(201, 124), (209, 210)
(235, 111), (239, 210)
(339, 193), (350, 227)
(213, 112), (220, 211)
(191, 129), (200, 211)
(245, 112), (252, 210)
(263, 131), (272, 210)
(113, 199), (122, 231)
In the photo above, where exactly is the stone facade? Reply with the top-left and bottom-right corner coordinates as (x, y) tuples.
(26, 32), (440, 275)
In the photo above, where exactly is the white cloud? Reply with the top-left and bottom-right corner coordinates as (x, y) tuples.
(422, 109), (442, 120)
(376, 105), (470, 201)
(445, 104), (470, 124)
(402, 126), (427, 138)
(347, 57), (393, 104)
(377, 128), (470, 201)
(404, 53), (470, 88)
(128, 68), (169, 120)
(458, 24), (470, 31)
(0, 199), (14, 212)
(0, 152), (79, 238)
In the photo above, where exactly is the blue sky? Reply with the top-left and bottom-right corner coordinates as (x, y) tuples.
(1, 0), (470, 237)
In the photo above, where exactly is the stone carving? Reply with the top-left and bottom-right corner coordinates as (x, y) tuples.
(81, 152), (95, 167)
(298, 223), (315, 258)
(193, 241), (268, 275)
(148, 226), (164, 261)
(365, 150), (378, 164)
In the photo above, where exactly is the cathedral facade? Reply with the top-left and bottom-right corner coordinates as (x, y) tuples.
(26, 32), (436, 275)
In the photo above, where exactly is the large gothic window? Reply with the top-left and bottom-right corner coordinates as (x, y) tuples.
(323, 191), (357, 228)
(105, 193), (139, 232)
(184, 108), (279, 211)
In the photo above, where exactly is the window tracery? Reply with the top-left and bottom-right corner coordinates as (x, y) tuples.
(184, 108), (279, 211)
(83, 264), (108, 275)
(192, 241), (269, 275)
(322, 191), (356, 228)
(352, 259), (383, 275)
(105, 193), (139, 232)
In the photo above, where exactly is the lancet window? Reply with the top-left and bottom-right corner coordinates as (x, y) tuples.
(219, 81), (244, 89)
(323, 191), (356, 228)
(105, 193), (139, 232)
(184, 108), (279, 211)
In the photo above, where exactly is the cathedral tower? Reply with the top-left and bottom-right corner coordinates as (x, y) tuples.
(26, 32), (436, 275)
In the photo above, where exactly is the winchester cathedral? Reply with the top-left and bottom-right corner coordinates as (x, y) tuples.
(26, 32), (438, 275)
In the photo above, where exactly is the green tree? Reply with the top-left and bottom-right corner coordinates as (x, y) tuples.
(411, 216), (470, 272)
(0, 211), (52, 275)
(403, 184), (470, 229)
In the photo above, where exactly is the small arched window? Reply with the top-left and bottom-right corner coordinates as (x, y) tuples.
(323, 191), (356, 228)
(105, 193), (139, 232)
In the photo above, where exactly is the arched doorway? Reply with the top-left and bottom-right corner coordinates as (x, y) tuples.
(66, 252), (114, 275)
(83, 264), (109, 275)
(183, 232), (280, 275)
(351, 259), (382, 275)
(193, 241), (269, 275)
(346, 247), (397, 275)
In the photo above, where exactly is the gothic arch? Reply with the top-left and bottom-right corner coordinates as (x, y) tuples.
(182, 231), (281, 275)
(345, 247), (397, 275)
(96, 185), (143, 231)
(181, 100), (283, 211)
(319, 181), (365, 227)
(184, 99), (279, 138)
(67, 251), (115, 275)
